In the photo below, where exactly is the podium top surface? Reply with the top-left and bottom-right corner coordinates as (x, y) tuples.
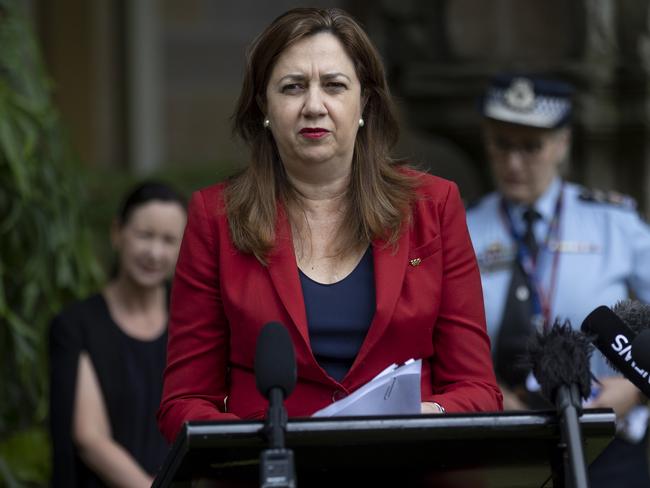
(154, 410), (616, 488)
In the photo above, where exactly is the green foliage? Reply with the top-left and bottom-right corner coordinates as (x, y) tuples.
(0, 428), (50, 487)
(0, 2), (102, 485)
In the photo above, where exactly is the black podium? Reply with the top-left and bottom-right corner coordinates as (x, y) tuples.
(153, 410), (615, 488)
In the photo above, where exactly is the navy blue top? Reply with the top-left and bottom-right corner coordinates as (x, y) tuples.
(299, 247), (376, 382)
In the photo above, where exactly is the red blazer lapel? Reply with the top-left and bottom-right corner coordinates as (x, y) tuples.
(265, 207), (311, 351)
(348, 229), (410, 380)
(265, 209), (339, 386)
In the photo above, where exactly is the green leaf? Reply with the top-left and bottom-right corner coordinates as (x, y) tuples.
(0, 116), (28, 187)
(0, 428), (50, 485)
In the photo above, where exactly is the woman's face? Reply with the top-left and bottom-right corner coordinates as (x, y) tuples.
(113, 201), (187, 289)
(264, 32), (363, 175)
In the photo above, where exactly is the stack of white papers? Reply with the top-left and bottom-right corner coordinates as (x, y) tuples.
(312, 359), (422, 417)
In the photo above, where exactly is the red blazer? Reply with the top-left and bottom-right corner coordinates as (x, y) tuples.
(158, 171), (502, 442)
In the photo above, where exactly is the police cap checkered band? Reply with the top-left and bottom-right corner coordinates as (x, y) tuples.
(482, 74), (574, 129)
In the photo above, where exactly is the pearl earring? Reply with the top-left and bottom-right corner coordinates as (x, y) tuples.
(358, 118), (365, 127)
(263, 118), (270, 128)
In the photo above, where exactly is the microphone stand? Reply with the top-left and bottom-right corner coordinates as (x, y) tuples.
(259, 388), (296, 488)
(555, 384), (589, 488)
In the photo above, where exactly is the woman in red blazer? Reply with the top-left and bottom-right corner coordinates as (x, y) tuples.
(158, 7), (502, 443)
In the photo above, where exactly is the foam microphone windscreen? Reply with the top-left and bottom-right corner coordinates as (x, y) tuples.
(527, 320), (593, 404)
(255, 322), (297, 399)
(612, 299), (650, 336)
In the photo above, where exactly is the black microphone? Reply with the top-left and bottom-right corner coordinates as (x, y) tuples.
(527, 320), (592, 488)
(255, 321), (297, 403)
(634, 330), (650, 372)
(581, 302), (650, 398)
(254, 322), (297, 488)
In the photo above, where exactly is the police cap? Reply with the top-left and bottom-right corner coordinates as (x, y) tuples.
(482, 74), (574, 129)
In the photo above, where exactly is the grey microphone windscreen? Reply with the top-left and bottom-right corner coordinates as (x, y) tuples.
(612, 299), (650, 336)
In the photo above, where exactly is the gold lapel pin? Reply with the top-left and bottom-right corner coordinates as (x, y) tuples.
(409, 258), (421, 267)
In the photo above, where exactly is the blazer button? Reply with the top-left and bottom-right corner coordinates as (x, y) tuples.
(332, 390), (346, 402)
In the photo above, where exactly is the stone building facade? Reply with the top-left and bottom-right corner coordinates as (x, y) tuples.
(34, 0), (650, 212)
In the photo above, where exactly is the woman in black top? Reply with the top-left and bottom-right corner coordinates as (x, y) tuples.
(49, 182), (186, 487)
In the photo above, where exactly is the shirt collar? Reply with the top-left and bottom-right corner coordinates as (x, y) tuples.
(506, 177), (562, 231)
(533, 176), (562, 223)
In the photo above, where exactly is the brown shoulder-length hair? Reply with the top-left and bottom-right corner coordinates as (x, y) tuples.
(227, 7), (417, 263)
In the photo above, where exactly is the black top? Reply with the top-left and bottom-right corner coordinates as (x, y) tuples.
(49, 293), (169, 487)
(299, 247), (375, 382)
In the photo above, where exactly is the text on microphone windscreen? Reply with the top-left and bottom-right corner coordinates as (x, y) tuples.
(581, 305), (650, 398)
(632, 330), (650, 372)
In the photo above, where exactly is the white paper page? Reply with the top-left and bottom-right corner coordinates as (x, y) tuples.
(312, 359), (422, 417)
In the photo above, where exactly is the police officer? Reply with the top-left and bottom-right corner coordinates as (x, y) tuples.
(467, 74), (650, 487)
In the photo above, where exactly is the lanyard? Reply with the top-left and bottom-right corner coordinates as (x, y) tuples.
(499, 183), (564, 328)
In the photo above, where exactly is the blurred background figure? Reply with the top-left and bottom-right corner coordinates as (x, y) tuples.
(157, 6), (502, 444)
(49, 181), (186, 487)
(466, 74), (650, 487)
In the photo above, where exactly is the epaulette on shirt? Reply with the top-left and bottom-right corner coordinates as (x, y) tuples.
(578, 187), (637, 211)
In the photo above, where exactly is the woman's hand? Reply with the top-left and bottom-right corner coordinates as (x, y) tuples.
(421, 402), (445, 414)
(585, 377), (643, 420)
(499, 384), (528, 411)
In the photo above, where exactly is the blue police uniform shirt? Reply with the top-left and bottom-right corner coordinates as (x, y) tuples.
(467, 177), (650, 438)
